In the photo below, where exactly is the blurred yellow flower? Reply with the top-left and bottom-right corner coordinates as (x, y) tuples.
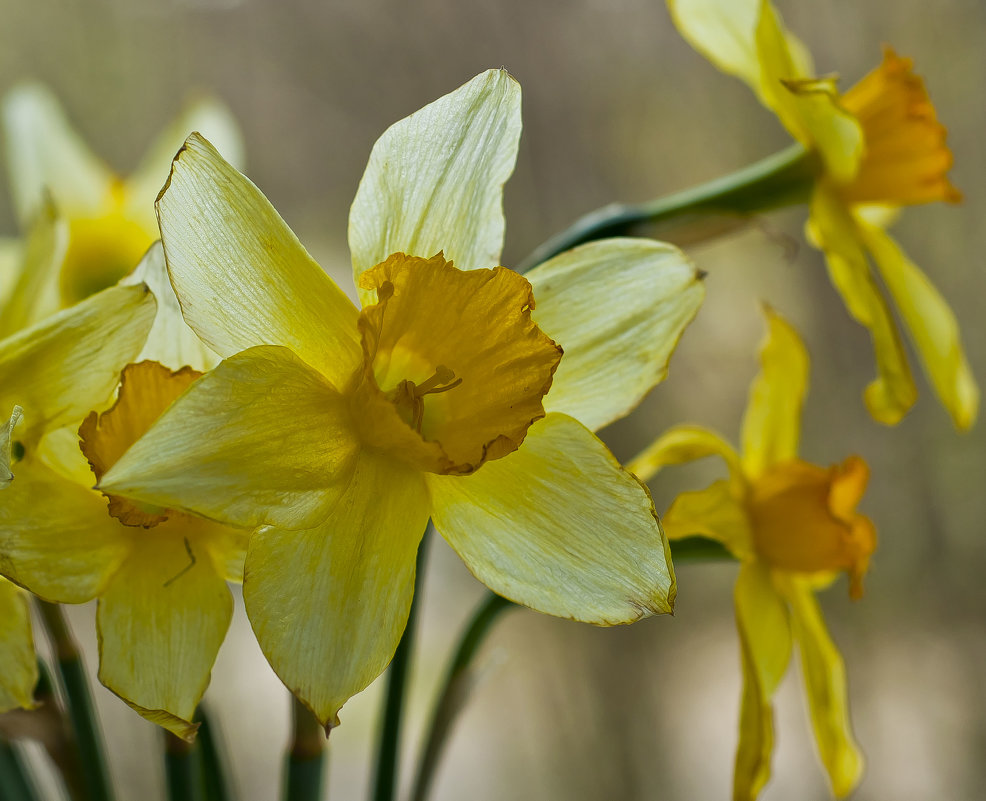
(99, 70), (706, 729)
(630, 308), (872, 801)
(668, 0), (977, 429)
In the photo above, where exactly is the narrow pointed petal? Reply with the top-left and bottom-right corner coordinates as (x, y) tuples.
(429, 413), (675, 623)
(0, 282), (157, 443)
(861, 224), (978, 430)
(244, 449), (430, 729)
(807, 187), (916, 424)
(2, 83), (114, 223)
(528, 239), (704, 431)
(156, 133), (361, 387)
(97, 520), (234, 740)
(101, 346), (361, 531)
(662, 480), (754, 560)
(349, 69), (521, 303)
(0, 578), (38, 713)
(627, 424), (744, 488)
(122, 242), (221, 372)
(740, 307), (808, 478)
(781, 578), (864, 797)
(734, 634), (774, 801)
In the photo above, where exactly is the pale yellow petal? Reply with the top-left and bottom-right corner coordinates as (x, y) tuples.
(0, 578), (38, 713)
(662, 481), (754, 560)
(2, 83), (114, 223)
(0, 282), (157, 444)
(781, 578), (864, 797)
(429, 413), (675, 622)
(156, 133), (361, 387)
(121, 242), (221, 372)
(527, 238), (704, 431)
(1, 405), (22, 487)
(0, 237), (23, 308)
(861, 224), (978, 430)
(627, 424), (743, 488)
(741, 307), (808, 478)
(100, 346), (361, 531)
(348, 69), (521, 303)
(807, 187), (916, 424)
(97, 519), (234, 740)
(244, 448), (430, 729)
(734, 629), (774, 801)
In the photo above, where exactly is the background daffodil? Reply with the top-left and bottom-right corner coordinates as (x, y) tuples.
(101, 69), (706, 729)
(630, 307), (872, 801)
(668, 0), (977, 429)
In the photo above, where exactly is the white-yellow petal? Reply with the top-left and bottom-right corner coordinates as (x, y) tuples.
(528, 238), (704, 431)
(429, 413), (675, 623)
(156, 133), (361, 387)
(100, 346), (361, 531)
(0, 578), (37, 713)
(244, 448), (431, 729)
(348, 69), (521, 304)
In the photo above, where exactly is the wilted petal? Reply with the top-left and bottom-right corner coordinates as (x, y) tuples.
(661, 480), (755, 560)
(627, 424), (743, 488)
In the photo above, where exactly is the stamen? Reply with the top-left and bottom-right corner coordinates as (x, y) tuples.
(385, 365), (462, 433)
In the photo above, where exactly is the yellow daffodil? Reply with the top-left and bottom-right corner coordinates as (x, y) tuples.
(668, 0), (977, 429)
(630, 308), (873, 800)
(99, 69), (706, 729)
(0, 83), (243, 334)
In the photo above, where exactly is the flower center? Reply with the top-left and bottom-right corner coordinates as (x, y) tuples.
(386, 365), (463, 433)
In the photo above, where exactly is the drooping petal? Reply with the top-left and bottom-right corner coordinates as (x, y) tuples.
(2, 83), (114, 224)
(429, 413), (675, 623)
(0, 282), (157, 444)
(806, 187), (916, 424)
(626, 424), (744, 489)
(121, 242), (221, 372)
(97, 519), (234, 740)
(527, 238), (705, 431)
(740, 307), (808, 479)
(661, 480), (755, 560)
(861, 224), (978, 430)
(0, 578), (38, 713)
(780, 577), (864, 797)
(1, 405), (22, 487)
(348, 69), (521, 303)
(155, 133), (361, 387)
(733, 561), (792, 801)
(243, 448), (430, 729)
(100, 346), (361, 532)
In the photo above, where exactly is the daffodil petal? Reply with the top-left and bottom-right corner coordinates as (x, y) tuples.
(807, 187), (916, 424)
(627, 424), (743, 488)
(100, 345), (361, 531)
(121, 242), (220, 372)
(734, 626), (775, 801)
(156, 133), (361, 387)
(97, 521), (234, 741)
(244, 448), (430, 729)
(2, 83), (114, 223)
(528, 238), (704, 431)
(1, 406), (22, 487)
(0, 237), (22, 308)
(861, 224), (978, 430)
(0, 578), (37, 713)
(781, 578), (864, 797)
(124, 97), (244, 232)
(740, 307), (808, 478)
(348, 69), (521, 303)
(662, 480), (754, 560)
(0, 282), (156, 444)
(0, 461), (128, 603)
(429, 413), (675, 622)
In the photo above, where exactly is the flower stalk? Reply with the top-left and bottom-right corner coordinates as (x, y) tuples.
(285, 697), (326, 801)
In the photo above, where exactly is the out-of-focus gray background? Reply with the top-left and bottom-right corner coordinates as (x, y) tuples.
(2, 0), (984, 798)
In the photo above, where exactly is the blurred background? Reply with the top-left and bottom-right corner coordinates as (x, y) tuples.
(2, 0), (985, 798)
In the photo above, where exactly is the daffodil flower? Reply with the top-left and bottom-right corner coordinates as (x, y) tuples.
(630, 308), (873, 801)
(0, 83), (243, 334)
(668, 0), (977, 429)
(100, 69), (705, 729)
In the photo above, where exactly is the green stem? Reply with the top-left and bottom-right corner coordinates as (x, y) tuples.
(517, 143), (815, 272)
(284, 697), (326, 801)
(670, 535), (733, 561)
(197, 707), (234, 801)
(0, 738), (39, 801)
(409, 593), (515, 801)
(371, 528), (431, 801)
(37, 602), (115, 801)
(164, 732), (204, 801)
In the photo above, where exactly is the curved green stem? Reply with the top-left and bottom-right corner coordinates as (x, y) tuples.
(284, 696), (326, 801)
(37, 602), (115, 801)
(517, 143), (814, 272)
(371, 528), (431, 801)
